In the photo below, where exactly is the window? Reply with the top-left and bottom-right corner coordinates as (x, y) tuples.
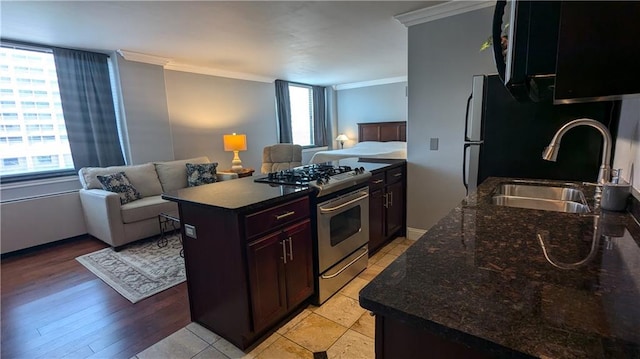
(0, 45), (74, 177)
(275, 80), (327, 147)
(288, 84), (314, 146)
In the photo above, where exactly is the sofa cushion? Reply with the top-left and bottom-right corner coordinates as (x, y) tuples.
(120, 196), (177, 224)
(97, 172), (143, 205)
(154, 156), (210, 192)
(79, 163), (163, 197)
(186, 162), (218, 187)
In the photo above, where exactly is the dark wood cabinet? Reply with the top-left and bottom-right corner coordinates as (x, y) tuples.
(368, 163), (407, 254)
(247, 220), (313, 333)
(385, 180), (404, 237)
(175, 194), (313, 350)
(375, 314), (490, 359)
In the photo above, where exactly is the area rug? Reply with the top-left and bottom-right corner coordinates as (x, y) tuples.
(76, 235), (185, 303)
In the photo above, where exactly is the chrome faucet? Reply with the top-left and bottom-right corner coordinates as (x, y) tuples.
(542, 118), (612, 184)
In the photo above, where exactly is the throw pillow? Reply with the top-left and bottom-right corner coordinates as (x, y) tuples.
(186, 162), (218, 187)
(97, 172), (143, 205)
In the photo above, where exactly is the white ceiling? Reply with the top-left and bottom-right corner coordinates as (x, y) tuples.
(0, 1), (445, 87)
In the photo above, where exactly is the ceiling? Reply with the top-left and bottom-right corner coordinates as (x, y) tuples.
(0, 1), (444, 87)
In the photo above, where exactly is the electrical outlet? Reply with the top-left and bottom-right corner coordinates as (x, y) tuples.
(185, 224), (197, 239)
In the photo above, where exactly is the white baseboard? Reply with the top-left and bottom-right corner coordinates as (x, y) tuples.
(406, 227), (427, 241)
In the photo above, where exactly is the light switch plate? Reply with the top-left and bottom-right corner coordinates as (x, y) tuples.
(430, 138), (439, 151)
(185, 224), (197, 239)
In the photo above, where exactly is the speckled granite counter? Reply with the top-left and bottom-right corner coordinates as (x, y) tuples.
(360, 177), (640, 358)
(162, 176), (314, 211)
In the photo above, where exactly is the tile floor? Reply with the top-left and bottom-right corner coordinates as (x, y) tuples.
(134, 237), (414, 359)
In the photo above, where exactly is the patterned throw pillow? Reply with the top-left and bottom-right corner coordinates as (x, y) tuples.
(97, 172), (143, 205)
(186, 162), (218, 187)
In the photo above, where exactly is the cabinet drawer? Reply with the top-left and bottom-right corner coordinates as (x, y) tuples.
(245, 196), (310, 239)
(369, 172), (386, 190)
(386, 167), (404, 184)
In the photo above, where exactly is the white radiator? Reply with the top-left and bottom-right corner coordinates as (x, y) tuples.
(1, 191), (87, 254)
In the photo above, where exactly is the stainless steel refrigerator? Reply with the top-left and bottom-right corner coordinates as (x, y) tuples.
(463, 74), (620, 193)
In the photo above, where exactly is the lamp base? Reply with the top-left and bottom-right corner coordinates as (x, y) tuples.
(231, 151), (243, 172)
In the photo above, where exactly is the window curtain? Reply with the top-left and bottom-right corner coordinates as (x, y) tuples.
(53, 47), (124, 170)
(312, 86), (328, 146)
(275, 79), (293, 143)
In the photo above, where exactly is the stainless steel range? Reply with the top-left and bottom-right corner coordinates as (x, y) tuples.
(255, 164), (371, 304)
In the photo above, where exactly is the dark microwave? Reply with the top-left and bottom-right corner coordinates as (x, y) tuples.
(493, 1), (640, 104)
(493, 1), (561, 103)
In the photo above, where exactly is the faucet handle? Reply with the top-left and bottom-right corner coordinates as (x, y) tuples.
(582, 182), (600, 187)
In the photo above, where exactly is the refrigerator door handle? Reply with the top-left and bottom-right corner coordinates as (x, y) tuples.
(462, 142), (483, 195)
(463, 143), (470, 194)
(464, 94), (473, 141)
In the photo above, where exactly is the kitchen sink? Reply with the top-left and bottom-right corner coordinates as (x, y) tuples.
(491, 181), (590, 213)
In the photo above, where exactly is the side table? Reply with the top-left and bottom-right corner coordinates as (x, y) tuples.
(158, 211), (183, 257)
(220, 168), (255, 178)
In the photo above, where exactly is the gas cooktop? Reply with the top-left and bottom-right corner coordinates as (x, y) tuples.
(254, 164), (371, 196)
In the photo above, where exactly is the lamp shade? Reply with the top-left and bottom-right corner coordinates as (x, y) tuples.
(335, 134), (349, 142)
(223, 133), (247, 151)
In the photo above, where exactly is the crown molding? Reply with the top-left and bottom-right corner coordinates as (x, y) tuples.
(334, 76), (407, 91)
(164, 62), (275, 83)
(394, 0), (494, 27)
(116, 50), (171, 66)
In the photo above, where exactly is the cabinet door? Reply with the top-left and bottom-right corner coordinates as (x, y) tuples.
(386, 181), (404, 238)
(282, 220), (314, 309)
(247, 232), (287, 332)
(369, 187), (386, 254)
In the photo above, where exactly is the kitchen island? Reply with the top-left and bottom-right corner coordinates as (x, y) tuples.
(162, 158), (406, 351)
(359, 177), (640, 358)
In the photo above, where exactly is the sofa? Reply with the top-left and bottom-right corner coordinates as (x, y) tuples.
(78, 156), (237, 249)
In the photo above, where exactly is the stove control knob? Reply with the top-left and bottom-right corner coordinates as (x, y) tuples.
(316, 178), (324, 185)
(359, 167), (365, 173)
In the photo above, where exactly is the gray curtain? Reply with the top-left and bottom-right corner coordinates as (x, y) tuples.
(312, 86), (327, 146)
(275, 79), (293, 143)
(53, 47), (124, 170)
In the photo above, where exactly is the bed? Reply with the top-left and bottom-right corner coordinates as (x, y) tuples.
(310, 121), (406, 164)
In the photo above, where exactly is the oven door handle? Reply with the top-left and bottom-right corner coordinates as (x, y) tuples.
(321, 248), (369, 279)
(319, 193), (369, 214)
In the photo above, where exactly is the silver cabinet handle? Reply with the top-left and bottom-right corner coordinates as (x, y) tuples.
(372, 179), (384, 184)
(393, 173), (402, 177)
(281, 240), (287, 264)
(319, 193), (369, 213)
(321, 248), (368, 279)
(383, 193), (389, 208)
(389, 192), (393, 207)
(287, 237), (293, 261)
(275, 211), (295, 220)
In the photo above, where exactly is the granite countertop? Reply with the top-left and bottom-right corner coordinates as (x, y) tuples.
(360, 177), (640, 358)
(162, 159), (404, 211)
(162, 176), (314, 211)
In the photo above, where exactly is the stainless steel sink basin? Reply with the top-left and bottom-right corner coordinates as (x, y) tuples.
(491, 182), (590, 213)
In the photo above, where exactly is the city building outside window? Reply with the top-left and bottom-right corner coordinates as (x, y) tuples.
(0, 45), (73, 178)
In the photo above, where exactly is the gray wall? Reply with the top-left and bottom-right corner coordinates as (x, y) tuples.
(164, 70), (278, 172)
(336, 82), (407, 147)
(406, 7), (495, 231)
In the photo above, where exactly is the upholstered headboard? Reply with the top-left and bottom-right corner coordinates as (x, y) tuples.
(357, 121), (407, 142)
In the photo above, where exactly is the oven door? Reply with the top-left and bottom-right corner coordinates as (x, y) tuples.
(316, 187), (369, 274)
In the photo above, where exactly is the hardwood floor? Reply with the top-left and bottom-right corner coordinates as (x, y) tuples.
(1, 236), (191, 359)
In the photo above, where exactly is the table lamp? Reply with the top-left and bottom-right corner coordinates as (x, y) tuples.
(223, 133), (247, 172)
(335, 134), (349, 149)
